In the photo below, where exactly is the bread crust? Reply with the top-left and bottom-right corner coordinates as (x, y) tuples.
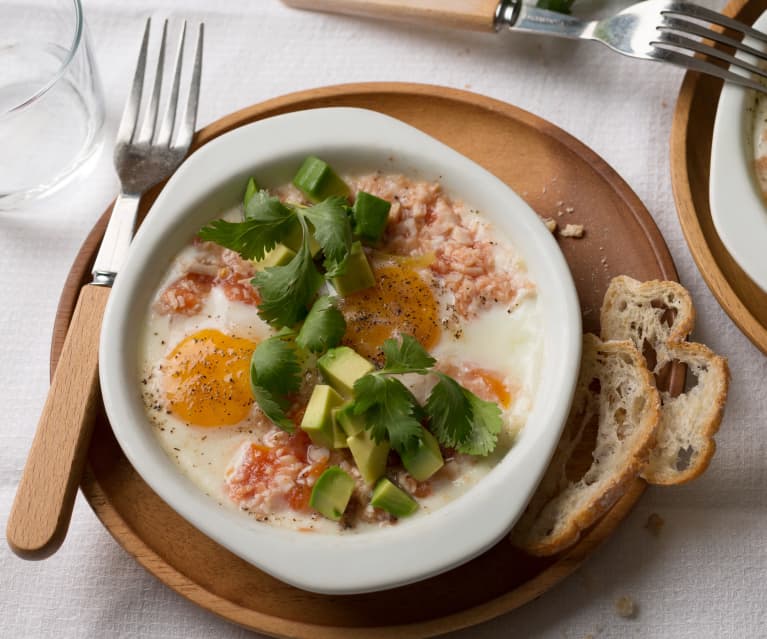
(600, 276), (730, 485)
(510, 335), (661, 556)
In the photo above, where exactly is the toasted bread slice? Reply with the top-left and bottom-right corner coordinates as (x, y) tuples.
(600, 276), (730, 485)
(511, 334), (660, 556)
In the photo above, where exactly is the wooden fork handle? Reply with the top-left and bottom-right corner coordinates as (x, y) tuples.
(282, 0), (501, 32)
(7, 284), (110, 559)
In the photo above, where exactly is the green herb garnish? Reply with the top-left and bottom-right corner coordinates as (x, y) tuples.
(249, 328), (301, 432)
(352, 335), (503, 457)
(250, 298), (346, 431)
(296, 295), (346, 353)
(199, 188), (353, 328)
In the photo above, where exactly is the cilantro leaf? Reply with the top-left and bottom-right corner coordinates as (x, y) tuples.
(380, 334), (436, 374)
(354, 376), (423, 454)
(244, 189), (293, 222)
(198, 192), (295, 261)
(458, 393), (502, 456)
(300, 197), (352, 272)
(250, 382), (294, 433)
(296, 296), (346, 353)
(250, 329), (301, 397)
(425, 373), (503, 456)
(251, 224), (323, 327)
(425, 373), (472, 448)
(249, 330), (301, 432)
(352, 374), (387, 414)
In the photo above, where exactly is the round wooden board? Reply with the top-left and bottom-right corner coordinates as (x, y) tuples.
(53, 83), (678, 638)
(671, 0), (767, 355)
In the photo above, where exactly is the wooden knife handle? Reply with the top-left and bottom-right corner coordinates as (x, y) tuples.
(6, 284), (110, 559)
(282, 0), (501, 32)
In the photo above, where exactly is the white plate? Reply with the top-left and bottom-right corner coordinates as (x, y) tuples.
(710, 10), (767, 294)
(99, 107), (582, 595)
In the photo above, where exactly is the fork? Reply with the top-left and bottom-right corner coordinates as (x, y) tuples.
(283, 0), (767, 94)
(6, 18), (203, 559)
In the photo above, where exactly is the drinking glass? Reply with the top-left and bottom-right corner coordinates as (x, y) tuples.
(0, 0), (105, 209)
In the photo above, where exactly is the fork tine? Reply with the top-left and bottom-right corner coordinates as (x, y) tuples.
(662, 3), (767, 46)
(136, 20), (168, 144)
(173, 23), (204, 152)
(654, 32), (767, 81)
(652, 47), (767, 94)
(155, 21), (187, 147)
(116, 19), (151, 145)
(660, 16), (767, 63)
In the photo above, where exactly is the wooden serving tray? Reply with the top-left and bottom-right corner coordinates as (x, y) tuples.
(53, 83), (678, 638)
(671, 0), (767, 355)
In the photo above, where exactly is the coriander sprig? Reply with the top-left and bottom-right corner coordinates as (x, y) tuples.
(250, 297), (346, 432)
(352, 335), (503, 457)
(199, 189), (353, 328)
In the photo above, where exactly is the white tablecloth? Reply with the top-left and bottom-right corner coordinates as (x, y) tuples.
(3, 0), (766, 637)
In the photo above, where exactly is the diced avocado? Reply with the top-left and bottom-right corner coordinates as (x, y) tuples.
(243, 177), (259, 206)
(300, 385), (345, 448)
(317, 346), (374, 397)
(370, 478), (418, 517)
(282, 218), (322, 257)
(347, 430), (390, 485)
(293, 156), (351, 203)
(400, 429), (444, 481)
(310, 466), (355, 521)
(331, 242), (376, 296)
(352, 191), (391, 242)
(333, 401), (365, 437)
(332, 414), (349, 449)
(252, 243), (296, 271)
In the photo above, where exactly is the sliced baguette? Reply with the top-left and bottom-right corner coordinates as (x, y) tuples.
(600, 276), (730, 485)
(511, 334), (660, 556)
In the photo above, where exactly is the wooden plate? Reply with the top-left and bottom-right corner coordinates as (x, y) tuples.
(671, 0), (767, 355)
(53, 83), (678, 638)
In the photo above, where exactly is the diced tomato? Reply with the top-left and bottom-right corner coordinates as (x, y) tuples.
(287, 462), (326, 511)
(155, 273), (214, 316)
(218, 278), (260, 306)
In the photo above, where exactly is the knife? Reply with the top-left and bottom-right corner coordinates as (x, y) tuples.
(281, 0), (515, 32)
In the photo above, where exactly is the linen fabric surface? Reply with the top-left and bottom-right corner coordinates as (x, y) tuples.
(2, 0), (765, 637)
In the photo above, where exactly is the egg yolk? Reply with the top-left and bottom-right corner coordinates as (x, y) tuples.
(162, 329), (256, 427)
(339, 261), (441, 361)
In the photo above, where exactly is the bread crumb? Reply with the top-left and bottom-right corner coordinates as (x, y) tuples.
(615, 596), (637, 619)
(644, 512), (665, 536)
(565, 206), (575, 213)
(560, 223), (585, 238)
(542, 217), (557, 233)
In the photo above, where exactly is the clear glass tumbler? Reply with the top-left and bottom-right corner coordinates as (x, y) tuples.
(0, 0), (105, 209)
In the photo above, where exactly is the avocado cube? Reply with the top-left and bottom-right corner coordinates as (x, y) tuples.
(293, 156), (351, 203)
(317, 346), (374, 397)
(333, 401), (365, 437)
(370, 478), (418, 518)
(300, 385), (345, 448)
(400, 428), (444, 481)
(331, 242), (376, 296)
(332, 414), (349, 449)
(310, 466), (355, 521)
(347, 430), (390, 485)
(352, 191), (391, 242)
(282, 218), (321, 257)
(251, 243), (296, 271)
